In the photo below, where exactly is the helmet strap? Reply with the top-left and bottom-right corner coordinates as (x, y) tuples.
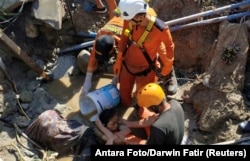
(131, 18), (142, 25)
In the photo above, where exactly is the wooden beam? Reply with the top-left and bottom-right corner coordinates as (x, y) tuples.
(0, 29), (50, 80)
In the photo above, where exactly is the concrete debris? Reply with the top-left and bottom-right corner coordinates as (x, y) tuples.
(31, 0), (65, 30)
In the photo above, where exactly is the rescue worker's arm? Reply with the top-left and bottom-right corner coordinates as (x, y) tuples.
(158, 27), (175, 76)
(111, 75), (119, 85)
(113, 21), (129, 75)
(113, 51), (123, 75)
(86, 33), (100, 74)
(86, 49), (98, 73)
(82, 42), (98, 95)
(120, 114), (159, 128)
(111, 35), (120, 85)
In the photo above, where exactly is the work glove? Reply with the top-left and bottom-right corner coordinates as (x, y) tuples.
(111, 75), (119, 86)
(82, 72), (93, 95)
(113, 51), (123, 75)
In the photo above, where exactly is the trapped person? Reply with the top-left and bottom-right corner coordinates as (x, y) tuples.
(95, 108), (157, 145)
(121, 83), (184, 145)
(113, 0), (177, 107)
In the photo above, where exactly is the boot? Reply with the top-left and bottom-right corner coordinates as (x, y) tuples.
(239, 121), (250, 132)
(167, 67), (178, 95)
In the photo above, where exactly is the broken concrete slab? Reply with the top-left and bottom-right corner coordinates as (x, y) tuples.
(31, 0), (64, 30)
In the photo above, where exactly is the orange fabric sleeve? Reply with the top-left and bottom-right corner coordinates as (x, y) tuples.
(159, 27), (175, 61)
(158, 41), (174, 76)
(113, 51), (123, 75)
(86, 36), (99, 73)
(157, 27), (175, 76)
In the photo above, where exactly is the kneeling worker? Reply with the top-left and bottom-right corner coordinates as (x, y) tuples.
(81, 16), (124, 95)
(122, 83), (185, 145)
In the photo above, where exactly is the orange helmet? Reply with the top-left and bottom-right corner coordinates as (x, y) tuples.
(136, 83), (165, 108)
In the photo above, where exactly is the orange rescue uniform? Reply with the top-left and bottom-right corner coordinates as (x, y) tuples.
(117, 11), (174, 107)
(87, 16), (123, 72)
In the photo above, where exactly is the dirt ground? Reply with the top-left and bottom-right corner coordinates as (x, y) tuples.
(0, 0), (250, 161)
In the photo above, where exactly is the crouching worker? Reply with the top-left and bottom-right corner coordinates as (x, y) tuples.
(121, 83), (185, 145)
(81, 16), (124, 96)
(95, 108), (158, 145)
(25, 110), (98, 160)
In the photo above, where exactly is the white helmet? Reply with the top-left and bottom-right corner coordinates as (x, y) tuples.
(118, 0), (149, 20)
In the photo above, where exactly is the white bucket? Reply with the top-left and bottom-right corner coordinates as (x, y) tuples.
(79, 84), (120, 121)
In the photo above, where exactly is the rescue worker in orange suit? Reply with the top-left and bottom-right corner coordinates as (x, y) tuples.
(113, 0), (177, 107)
(82, 16), (123, 95)
(81, 7), (158, 95)
(121, 83), (184, 145)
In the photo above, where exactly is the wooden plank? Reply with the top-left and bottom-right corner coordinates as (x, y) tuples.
(0, 29), (49, 80)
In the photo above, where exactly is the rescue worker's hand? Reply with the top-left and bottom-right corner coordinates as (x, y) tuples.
(82, 72), (93, 95)
(142, 114), (160, 127)
(111, 75), (119, 85)
(113, 51), (123, 75)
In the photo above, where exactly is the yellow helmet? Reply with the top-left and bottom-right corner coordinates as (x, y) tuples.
(136, 83), (165, 108)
